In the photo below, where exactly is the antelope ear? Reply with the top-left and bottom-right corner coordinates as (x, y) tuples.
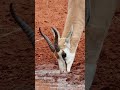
(65, 25), (73, 43)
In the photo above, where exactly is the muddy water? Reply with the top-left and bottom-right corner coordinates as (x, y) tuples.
(35, 64), (85, 90)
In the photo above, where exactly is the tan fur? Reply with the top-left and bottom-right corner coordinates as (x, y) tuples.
(59, 0), (85, 53)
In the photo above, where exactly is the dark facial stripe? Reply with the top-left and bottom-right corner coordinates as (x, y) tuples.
(64, 60), (67, 71)
(61, 50), (67, 71)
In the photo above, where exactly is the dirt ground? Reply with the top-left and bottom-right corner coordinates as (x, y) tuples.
(0, 0), (34, 90)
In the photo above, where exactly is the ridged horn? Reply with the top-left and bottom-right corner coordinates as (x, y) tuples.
(10, 3), (35, 46)
(39, 28), (55, 52)
(51, 27), (60, 52)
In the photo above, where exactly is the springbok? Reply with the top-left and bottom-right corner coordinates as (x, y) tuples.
(39, 0), (85, 73)
(10, 0), (85, 73)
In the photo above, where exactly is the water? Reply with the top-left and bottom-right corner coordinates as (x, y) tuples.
(35, 64), (85, 90)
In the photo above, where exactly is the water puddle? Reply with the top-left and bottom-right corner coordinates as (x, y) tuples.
(35, 64), (85, 90)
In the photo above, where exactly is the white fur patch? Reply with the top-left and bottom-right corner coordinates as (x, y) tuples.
(57, 48), (75, 73)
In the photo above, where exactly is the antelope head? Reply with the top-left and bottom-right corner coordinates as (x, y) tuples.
(39, 26), (75, 73)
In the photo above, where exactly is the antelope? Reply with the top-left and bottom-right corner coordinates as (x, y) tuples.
(39, 0), (85, 73)
(10, 0), (85, 73)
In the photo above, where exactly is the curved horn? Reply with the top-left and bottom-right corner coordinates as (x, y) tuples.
(51, 27), (60, 52)
(39, 28), (55, 52)
(10, 3), (35, 46)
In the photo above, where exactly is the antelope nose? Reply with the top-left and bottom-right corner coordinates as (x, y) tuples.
(60, 70), (67, 74)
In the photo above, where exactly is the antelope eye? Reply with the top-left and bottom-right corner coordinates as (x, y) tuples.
(62, 52), (66, 59)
